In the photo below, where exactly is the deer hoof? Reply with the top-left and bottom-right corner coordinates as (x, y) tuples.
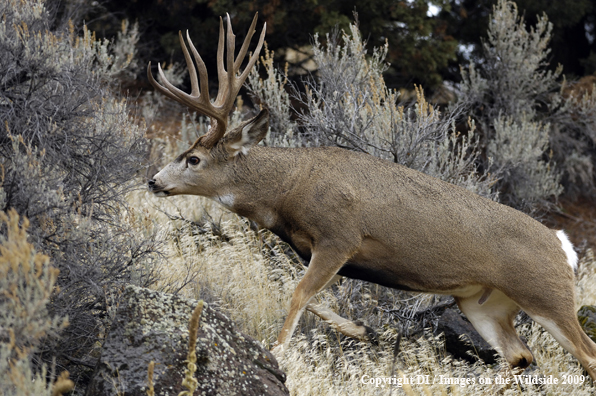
(355, 320), (379, 346)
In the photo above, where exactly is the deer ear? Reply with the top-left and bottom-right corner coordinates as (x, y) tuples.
(225, 109), (270, 156)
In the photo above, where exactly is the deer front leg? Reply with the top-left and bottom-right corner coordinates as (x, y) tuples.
(306, 303), (378, 344)
(306, 275), (378, 344)
(271, 249), (348, 357)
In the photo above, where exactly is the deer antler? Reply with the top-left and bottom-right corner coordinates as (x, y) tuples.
(147, 13), (266, 148)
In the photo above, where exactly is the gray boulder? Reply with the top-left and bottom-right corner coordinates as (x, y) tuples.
(86, 285), (288, 396)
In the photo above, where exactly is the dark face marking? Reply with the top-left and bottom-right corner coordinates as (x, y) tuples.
(174, 152), (187, 163)
(174, 137), (205, 163)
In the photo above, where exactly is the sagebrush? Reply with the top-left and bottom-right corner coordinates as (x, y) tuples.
(0, 0), (160, 389)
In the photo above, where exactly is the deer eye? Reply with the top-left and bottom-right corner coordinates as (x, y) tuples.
(187, 156), (200, 166)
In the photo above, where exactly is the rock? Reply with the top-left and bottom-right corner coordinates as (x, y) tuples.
(578, 305), (596, 343)
(86, 285), (288, 396)
(436, 308), (497, 364)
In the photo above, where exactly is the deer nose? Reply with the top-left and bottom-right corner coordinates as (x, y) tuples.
(148, 179), (156, 188)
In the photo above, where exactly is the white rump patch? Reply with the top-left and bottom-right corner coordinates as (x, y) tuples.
(556, 230), (578, 271)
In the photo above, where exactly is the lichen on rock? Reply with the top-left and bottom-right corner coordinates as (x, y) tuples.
(86, 285), (288, 396)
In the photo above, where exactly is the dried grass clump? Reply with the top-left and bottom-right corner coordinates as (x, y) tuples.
(178, 300), (203, 396)
(135, 191), (299, 344)
(0, 209), (72, 396)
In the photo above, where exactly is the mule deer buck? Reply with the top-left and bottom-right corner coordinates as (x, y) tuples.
(147, 13), (596, 380)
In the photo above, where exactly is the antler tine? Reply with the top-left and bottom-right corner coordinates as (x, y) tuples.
(238, 21), (266, 83)
(147, 36), (218, 120)
(148, 62), (193, 108)
(147, 61), (177, 102)
(178, 31), (199, 97)
(234, 13), (259, 72)
(185, 30), (210, 103)
(214, 13), (263, 109)
(216, 17), (227, 105)
(148, 13), (266, 149)
(150, 61), (221, 126)
(225, 13), (235, 108)
(216, 13), (266, 110)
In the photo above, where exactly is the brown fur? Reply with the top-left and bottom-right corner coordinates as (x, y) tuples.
(149, 111), (596, 380)
(147, 14), (596, 380)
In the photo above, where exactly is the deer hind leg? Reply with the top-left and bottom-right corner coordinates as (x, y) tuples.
(306, 275), (377, 344)
(520, 295), (596, 381)
(271, 249), (349, 357)
(455, 288), (533, 368)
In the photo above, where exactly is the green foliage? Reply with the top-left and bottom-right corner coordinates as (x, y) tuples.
(488, 115), (562, 209)
(90, 0), (457, 89)
(0, 0), (160, 388)
(88, 0), (596, 94)
(445, 0), (596, 79)
(462, 0), (560, 121)
(459, 3), (537, 207)
(511, 0), (595, 78)
(459, 0), (562, 212)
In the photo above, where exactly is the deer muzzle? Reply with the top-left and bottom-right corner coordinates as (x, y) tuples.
(148, 179), (170, 197)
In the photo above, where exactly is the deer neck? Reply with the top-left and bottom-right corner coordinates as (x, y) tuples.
(213, 147), (302, 229)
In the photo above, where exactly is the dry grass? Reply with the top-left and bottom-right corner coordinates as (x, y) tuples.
(125, 128), (596, 395)
(124, 4), (596, 393)
(128, 190), (297, 343)
(127, 183), (596, 395)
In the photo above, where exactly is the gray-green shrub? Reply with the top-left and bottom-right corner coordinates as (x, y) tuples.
(0, 0), (159, 388)
(459, 0), (596, 211)
(248, 22), (496, 199)
(0, 209), (73, 396)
